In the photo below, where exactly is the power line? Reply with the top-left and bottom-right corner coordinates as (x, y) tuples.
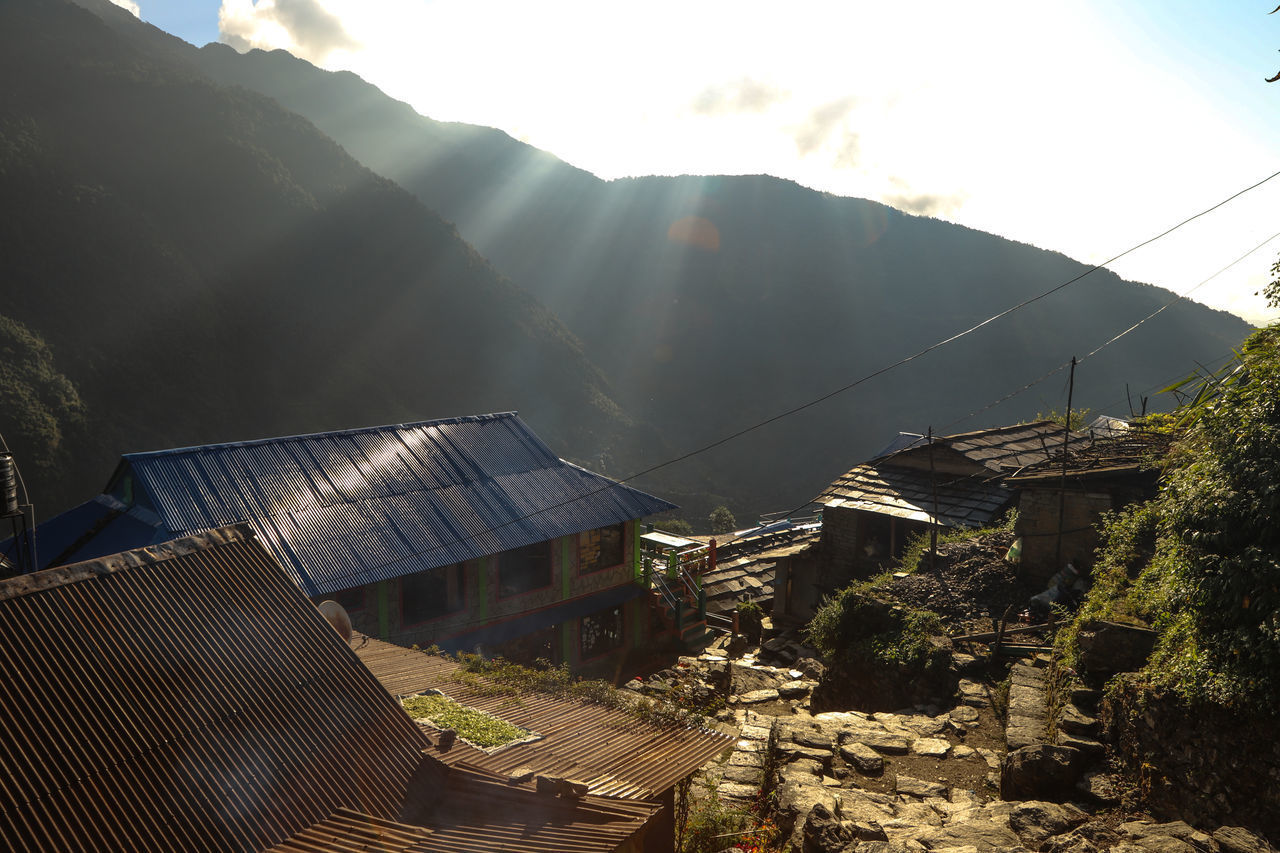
(944, 228), (1280, 430)
(204, 168), (1280, 591)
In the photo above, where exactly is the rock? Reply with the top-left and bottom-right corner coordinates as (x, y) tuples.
(1058, 703), (1099, 736)
(1055, 731), (1105, 756)
(850, 730), (911, 755)
(1069, 686), (1103, 707)
(737, 688), (780, 704)
(913, 818), (1023, 851)
(1000, 744), (1083, 801)
(802, 802), (853, 853)
(780, 680), (818, 698)
(895, 774), (947, 798)
(840, 742), (885, 774)
(949, 705), (981, 724)
(779, 743), (835, 767)
(1076, 619), (1157, 679)
(1120, 821), (1215, 853)
(796, 656), (827, 680)
(952, 744), (977, 760)
(790, 728), (835, 750)
(1009, 801), (1089, 845)
(722, 763), (763, 785)
(911, 737), (951, 758)
(781, 759), (825, 781)
(1076, 771), (1121, 804)
(1213, 826), (1278, 853)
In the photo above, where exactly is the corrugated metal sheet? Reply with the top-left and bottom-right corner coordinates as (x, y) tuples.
(819, 463), (1012, 528)
(0, 526), (429, 853)
(121, 413), (675, 596)
(353, 636), (734, 799)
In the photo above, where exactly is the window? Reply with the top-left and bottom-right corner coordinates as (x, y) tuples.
(580, 604), (624, 660)
(499, 542), (552, 597)
(402, 564), (465, 625)
(329, 585), (367, 613)
(579, 523), (626, 574)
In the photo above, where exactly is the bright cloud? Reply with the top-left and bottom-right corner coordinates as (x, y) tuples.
(215, 0), (1280, 325)
(220, 0), (358, 63)
(109, 0), (140, 16)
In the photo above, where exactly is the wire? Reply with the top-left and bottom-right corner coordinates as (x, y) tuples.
(293, 166), (1280, 591)
(944, 228), (1280, 430)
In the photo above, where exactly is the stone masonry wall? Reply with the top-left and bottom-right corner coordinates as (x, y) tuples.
(1104, 676), (1280, 842)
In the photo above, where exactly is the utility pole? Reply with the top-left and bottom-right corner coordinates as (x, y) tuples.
(1054, 357), (1077, 570)
(928, 426), (940, 573)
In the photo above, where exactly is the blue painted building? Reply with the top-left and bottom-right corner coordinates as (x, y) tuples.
(6, 413), (677, 669)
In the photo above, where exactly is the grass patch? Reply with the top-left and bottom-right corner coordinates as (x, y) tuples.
(401, 693), (530, 748)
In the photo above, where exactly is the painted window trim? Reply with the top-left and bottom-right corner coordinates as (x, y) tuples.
(577, 522), (628, 577)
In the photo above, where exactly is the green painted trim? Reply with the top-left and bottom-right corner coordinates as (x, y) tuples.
(377, 581), (390, 638)
(477, 558), (488, 621)
(561, 536), (572, 600)
(632, 520), (641, 582)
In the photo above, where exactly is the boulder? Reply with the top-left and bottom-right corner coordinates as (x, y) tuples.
(1009, 801), (1089, 846)
(1000, 744), (1084, 801)
(801, 802), (853, 853)
(1213, 826), (1278, 853)
(911, 737), (951, 758)
(840, 741), (885, 774)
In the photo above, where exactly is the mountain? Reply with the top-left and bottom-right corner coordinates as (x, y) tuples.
(188, 45), (1253, 517)
(0, 0), (645, 515)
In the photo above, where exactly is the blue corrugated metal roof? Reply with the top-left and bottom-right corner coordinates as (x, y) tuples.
(1, 495), (167, 571)
(122, 413), (675, 596)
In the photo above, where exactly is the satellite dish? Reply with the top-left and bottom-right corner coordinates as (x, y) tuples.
(317, 599), (353, 642)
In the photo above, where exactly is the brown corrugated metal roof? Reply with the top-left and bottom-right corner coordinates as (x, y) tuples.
(353, 636), (733, 799)
(0, 525), (428, 853)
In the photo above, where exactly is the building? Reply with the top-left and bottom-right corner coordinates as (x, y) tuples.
(0, 525), (665, 852)
(7, 413), (677, 672)
(775, 421), (1088, 620)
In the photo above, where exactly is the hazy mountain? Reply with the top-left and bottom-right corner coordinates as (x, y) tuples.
(0, 0), (646, 514)
(188, 44), (1253, 518)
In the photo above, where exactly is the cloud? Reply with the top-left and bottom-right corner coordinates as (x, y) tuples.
(881, 178), (966, 217)
(219, 0), (359, 62)
(791, 96), (857, 156)
(690, 78), (788, 116)
(108, 0), (140, 16)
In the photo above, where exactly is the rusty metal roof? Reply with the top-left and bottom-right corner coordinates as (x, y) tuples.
(0, 525), (428, 853)
(352, 635), (734, 799)
(93, 413), (676, 597)
(819, 463), (1013, 528)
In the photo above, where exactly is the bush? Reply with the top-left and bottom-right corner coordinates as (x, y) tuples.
(806, 586), (947, 675)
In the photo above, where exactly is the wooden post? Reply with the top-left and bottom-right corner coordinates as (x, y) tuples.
(928, 426), (939, 572)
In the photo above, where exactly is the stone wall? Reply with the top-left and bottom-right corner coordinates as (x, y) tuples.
(1103, 676), (1280, 842)
(1015, 489), (1112, 585)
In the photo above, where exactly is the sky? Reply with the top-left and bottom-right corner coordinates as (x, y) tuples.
(121, 0), (1280, 325)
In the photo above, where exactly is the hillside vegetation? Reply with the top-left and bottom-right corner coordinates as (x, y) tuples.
(1061, 325), (1280, 709)
(189, 45), (1253, 517)
(0, 0), (637, 512)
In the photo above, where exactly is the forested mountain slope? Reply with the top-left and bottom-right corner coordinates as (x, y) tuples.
(190, 45), (1253, 516)
(0, 0), (638, 513)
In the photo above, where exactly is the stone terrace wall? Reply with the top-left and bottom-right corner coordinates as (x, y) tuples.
(1104, 676), (1280, 842)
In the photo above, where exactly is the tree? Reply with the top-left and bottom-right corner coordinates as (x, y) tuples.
(709, 505), (737, 535)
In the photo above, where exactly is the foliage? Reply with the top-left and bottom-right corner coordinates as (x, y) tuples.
(1036, 407), (1092, 431)
(656, 518), (695, 536)
(442, 651), (711, 728)
(1061, 326), (1280, 708)
(0, 314), (85, 474)
(736, 598), (765, 643)
(895, 511), (1017, 576)
(806, 585), (947, 675)
(400, 693), (529, 748)
(710, 505), (737, 535)
(677, 781), (782, 853)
